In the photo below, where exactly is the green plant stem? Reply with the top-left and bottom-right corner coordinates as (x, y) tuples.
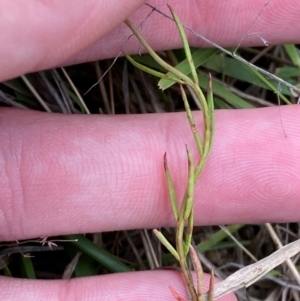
(176, 218), (198, 300)
(124, 7), (215, 300)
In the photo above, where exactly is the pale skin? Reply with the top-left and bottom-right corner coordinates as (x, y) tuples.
(1, 0), (300, 300)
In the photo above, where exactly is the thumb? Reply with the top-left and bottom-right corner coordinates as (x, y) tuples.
(0, 0), (145, 81)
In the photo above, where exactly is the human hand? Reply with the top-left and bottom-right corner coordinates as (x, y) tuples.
(1, 1), (300, 300)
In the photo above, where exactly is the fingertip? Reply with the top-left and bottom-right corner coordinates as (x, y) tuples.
(0, 0), (145, 81)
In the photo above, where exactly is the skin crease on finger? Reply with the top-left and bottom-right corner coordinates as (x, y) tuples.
(1, 0), (300, 81)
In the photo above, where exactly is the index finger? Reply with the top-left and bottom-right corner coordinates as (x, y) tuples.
(1, 106), (300, 241)
(1, 0), (300, 81)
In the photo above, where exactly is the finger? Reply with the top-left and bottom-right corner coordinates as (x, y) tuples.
(0, 0), (145, 81)
(74, 0), (300, 64)
(0, 271), (236, 301)
(1, 106), (300, 241)
(2, 0), (300, 81)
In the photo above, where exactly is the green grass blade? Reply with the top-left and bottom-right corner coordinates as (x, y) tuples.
(183, 146), (195, 221)
(184, 207), (194, 255)
(130, 54), (165, 72)
(246, 65), (291, 104)
(159, 49), (218, 90)
(196, 224), (244, 253)
(276, 66), (300, 78)
(124, 19), (194, 87)
(19, 255), (36, 279)
(64, 234), (130, 273)
(68, 91), (86, 113)
(161, 226), (245, 262)
(207, 74), (214, 152)
(164, 153), (179, 220)
(203, 54), (294, 96)
(64, 244), (98, 277)
(124, 53), (185, 84)
(169, 7), (198, 86)
(284, 44), (300, 68)
(213, 97), (232, 109)
(74, 254), (98, 277)
(198, 72), (254, 108)
(3, 266), (12, 277)
(153, 229), (180, 261)
(180, 85), (203, 155)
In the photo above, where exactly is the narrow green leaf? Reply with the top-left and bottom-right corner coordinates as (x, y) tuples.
(64, 244), (98, 277)
(68, 90), (86, 113)
(183, 146), (195, 221)
(164, 153), (179, 221)
(159, 49), (218, 90)
(184, 207), (194, 255)
(284, 44), (300, 68)
(276, 66), (300, 78)
(169, 7), (198, 86)
(198, 72), (254, 109)
(213, 97), (232, 109)
(64, 234), (130, 273)
(153, 229), (180, 261)
(207, 73), (214, 154)
(124, 19), (194, 87)
(19, 255), (36, 279)
(124, 53), (185, 84)
(179, 85), (203, 156)
(3, 266), (12, 277)
(130, 54), (165, 72)
(196, 224), (244, 253)
(74, 254), (97, 277)
(203, 54), (293, 96)
(246, 65), (291, 104)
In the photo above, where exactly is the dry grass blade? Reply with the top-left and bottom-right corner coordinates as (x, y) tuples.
(62, 252), (81, 279)
(146, 3), (300, 95)
(203, 239), (300, 300)
(21, 75), (51, 112)
(0, 90), (27, 108)
(219, 225), (257, 262)
(60, 67), (90, 114)
(190, 245), (204, 299)
(153, 229), (180, 261)
(208, 269), (214, 301)
(265, 223), (300, 285)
